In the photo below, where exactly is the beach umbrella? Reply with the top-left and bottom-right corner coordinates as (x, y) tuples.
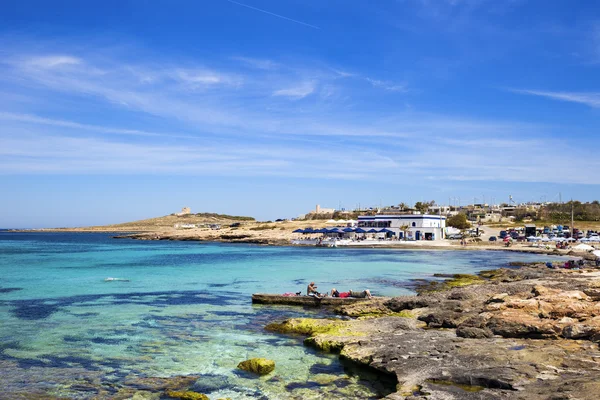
(304, 228), (314, 234)
(342, 227), (355, 232)
(526, 236), (539, 241)
(355, 228), (366, 233)
(316, 228), (328, 233)
(293, 229), (304, 233)
(541, 237), (550, 242)
(367, 229), (378, 233)
(593, 250), (600, 258)
(565, 237), (576, 242)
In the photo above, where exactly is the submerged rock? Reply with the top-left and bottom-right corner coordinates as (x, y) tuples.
(164, 390), (209, 400)
(131, 392), (160, 400)
(236, 358), (275, 375)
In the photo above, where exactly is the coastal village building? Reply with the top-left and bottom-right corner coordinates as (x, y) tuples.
(357, 214), (447, 240)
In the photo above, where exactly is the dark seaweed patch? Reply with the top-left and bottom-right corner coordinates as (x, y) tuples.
(10, 301), (60, 320)
(309, 363), (338, 374)
(70, 312), (99, 317)
(63, 335), (83, 343)
(0, 287), (23, 293)
(10, 353), (124, 371)
(334, 379), (351, 388)
(1, 290), (239, 320)
(207, 283), (229, 288)
(285, 381), (321, 390)
(90, 337), (127, 345)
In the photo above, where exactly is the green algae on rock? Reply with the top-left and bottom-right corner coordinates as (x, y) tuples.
(164, 390), (209, 400)
(416, 273), (484, 294)
(303, 336), (345, 353)
(265, 318), (347, 336)
(236, 358), (275, 375)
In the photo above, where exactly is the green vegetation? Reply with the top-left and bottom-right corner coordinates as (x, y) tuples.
(447, 213), (470, 229)
(540, 201), (600, 222)
(193, 213), (255, 221)
(414, 200), (435, 214)
(249, 225), (277, 231)
(304, 211), (362, 220)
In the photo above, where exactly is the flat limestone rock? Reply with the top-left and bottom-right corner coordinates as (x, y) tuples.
(252, 293), (374, 306)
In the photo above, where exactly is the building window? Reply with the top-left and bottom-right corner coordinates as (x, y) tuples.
(412, 222), (416, 227)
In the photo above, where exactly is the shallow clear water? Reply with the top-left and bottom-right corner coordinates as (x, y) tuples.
(0, 232), (564, 399)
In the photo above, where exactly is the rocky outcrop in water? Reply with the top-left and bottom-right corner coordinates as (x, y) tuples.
(267, 261), (600, 399)
(237, 358), (276, 375)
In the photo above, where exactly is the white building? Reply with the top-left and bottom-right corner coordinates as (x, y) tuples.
(357, 214), (447, 240)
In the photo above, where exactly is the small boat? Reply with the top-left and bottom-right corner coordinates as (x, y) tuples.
(251, 293), (371, 306)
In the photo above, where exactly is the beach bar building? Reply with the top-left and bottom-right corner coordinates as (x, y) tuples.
(357, 214), (447, 240)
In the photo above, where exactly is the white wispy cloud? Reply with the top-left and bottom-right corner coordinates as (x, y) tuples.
(511, 89), (600, 108)
(272, 82), (315, 99)
(173, 69), (242, 87)
(25, 55), (82, 68)
(0, 111), (192, 138)
(366, 77), (407, 92)
(1, 41), (599, 186)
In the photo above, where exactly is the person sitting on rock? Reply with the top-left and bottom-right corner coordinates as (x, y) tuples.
(307, 282), (322, 297)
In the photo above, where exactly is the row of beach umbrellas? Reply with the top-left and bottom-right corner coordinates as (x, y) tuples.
(293, 227), (395, 234)
(526, 236), (600, 243)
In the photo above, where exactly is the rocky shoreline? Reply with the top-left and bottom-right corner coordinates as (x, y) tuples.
(264, 261), (600, 399)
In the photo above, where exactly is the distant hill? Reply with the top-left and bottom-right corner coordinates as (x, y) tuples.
(78, 213), (256, 231)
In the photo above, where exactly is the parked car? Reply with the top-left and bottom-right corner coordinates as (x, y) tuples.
(489, 236), (497, 241)
(499, 230), (507, 239)
(447, 234), (463, 240)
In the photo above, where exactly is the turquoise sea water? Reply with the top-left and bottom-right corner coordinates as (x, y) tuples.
(0, 232), (564, 399)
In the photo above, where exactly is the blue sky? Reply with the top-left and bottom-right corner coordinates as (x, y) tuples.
(1, 0), (599, 227)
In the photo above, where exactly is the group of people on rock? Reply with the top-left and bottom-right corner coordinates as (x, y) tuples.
(306, 282), (372, 299)
(546, 259), (588, 269)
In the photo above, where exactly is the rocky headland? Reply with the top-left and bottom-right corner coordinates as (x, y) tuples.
(265, 261), (600, 399)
